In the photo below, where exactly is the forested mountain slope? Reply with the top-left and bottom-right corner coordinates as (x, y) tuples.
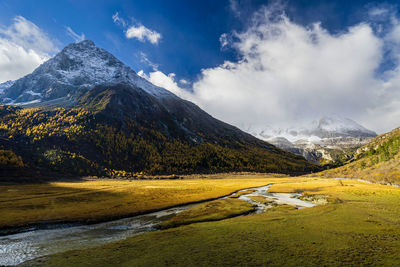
(0, 41), (318, 178)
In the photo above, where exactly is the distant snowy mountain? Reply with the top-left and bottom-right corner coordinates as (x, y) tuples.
(0, 40), (174, 106)
(242, 116), (377, 164)
(306, 116), (376, 138)
(244, 116), (376, 143)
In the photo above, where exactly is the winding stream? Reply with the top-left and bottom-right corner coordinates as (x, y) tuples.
(237, 185), (316, 213)
(0, 184), (315, 266)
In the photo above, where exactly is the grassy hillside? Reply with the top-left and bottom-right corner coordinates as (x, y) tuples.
(319, 127), (400, 183)
(0, 104), (318, 178)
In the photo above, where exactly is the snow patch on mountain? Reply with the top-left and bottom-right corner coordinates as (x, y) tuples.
(0, 81), (14, 94)
(25, 90), (42, 97)
(13, 99), (42, 106)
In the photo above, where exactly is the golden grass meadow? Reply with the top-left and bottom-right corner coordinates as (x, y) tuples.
(0, 173), (296, 229)
(2, 174), (398, 266)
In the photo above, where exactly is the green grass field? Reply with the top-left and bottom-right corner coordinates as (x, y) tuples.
(23, 177), (400, 266)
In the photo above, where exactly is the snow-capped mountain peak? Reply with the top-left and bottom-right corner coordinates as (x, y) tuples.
(244, 115), (376, 143)
(0, 40), (175, 105)
(312, 115), (376, 136)
(242, 116), (377, 164)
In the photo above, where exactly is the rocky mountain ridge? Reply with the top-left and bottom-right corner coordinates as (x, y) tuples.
(243, 116), (377, 164)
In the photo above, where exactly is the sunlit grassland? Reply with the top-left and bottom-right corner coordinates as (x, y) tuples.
(0, 174), (301, 229)
(39, 178), (400, 266)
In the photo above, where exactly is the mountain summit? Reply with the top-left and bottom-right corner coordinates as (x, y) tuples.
(0, 40), (317, 177)
(0, 40), (173, 105)
(308, 116), (376, 139)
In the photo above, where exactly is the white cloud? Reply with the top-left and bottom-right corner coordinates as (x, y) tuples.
(141, 5), (400, 134)
(191, 15), (383, 130)
(189, 7), (388, 132)
(369, 7), (389, 18)
(179, 79), (189, 85)
(126, 25), (161, 44)
(112, 12), (161, 45)
(191, 6), (400, 134)
(219, 33), (229, 48)
(65, 26), (85, 42)
(112, 12), (127, 28)
(0, 16), (57, 83)
(229, 0), (241, 18)
(138, 70), (191, 99)
(139, 52), (159, 70)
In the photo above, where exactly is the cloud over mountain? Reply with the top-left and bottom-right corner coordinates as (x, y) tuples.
(65, 26), (85, 42)
(0, 16), (58, 83)
(140, 5), (400, 134)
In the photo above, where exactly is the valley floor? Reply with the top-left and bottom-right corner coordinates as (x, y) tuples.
(2, 174), (400, 266)
(0, 173), (288, 231)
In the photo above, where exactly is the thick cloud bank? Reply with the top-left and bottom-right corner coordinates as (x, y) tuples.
(142, 6), (400, 134)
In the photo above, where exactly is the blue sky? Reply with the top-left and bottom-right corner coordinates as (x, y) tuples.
(1, 0), (400, 133)
(1, 0), (398, 82)
(0, 0), (241, 82)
